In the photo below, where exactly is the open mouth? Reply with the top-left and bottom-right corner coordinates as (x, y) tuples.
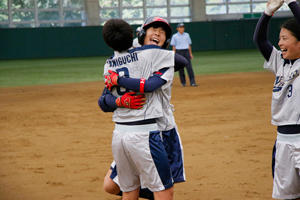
(281, 48), (287, 53)
(151, 38), (159, 45)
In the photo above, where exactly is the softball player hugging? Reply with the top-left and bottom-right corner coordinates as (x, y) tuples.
(99, 17), (187, 200)
(100, 18), (178, 200)
(254, 0), (300, 199)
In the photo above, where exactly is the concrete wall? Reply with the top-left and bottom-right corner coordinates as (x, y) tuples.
(85, 0), (100, 26)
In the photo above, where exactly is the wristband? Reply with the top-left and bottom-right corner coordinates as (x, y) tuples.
(140, 78), (146, 93)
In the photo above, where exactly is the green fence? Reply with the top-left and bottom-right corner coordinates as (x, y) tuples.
(0, 17), (289, 60)
(183, 17), (288, 51)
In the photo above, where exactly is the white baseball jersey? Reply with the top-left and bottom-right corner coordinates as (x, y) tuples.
(156, 85), (176, 131)
(264, 47), (300, 126)
(132, 37), (141, 48)
(104, 45), (175, 123)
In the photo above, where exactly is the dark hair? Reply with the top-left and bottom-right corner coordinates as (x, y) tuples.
(281, 18), (300, 41)
(102, 19), (133, 52)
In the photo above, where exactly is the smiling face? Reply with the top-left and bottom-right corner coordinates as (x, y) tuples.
(278, 28), (300, 60)
(143, 26), (166, 47)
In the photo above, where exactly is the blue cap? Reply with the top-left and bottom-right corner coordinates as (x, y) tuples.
(177, 23), (184, 28)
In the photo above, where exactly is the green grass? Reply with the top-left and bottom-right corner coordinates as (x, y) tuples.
(0, 49), (266, 87)
(0, 56), (106, 87)
(192, 49), (265, 75)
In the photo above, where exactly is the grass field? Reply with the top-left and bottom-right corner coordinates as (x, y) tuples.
(0, 49), (265, 87)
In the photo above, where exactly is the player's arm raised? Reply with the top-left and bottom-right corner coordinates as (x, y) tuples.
(285, 0), (300, 24)
(265, 0), (283, 16)
(253, 0), (283, 61)
(253, 0), (300, 61)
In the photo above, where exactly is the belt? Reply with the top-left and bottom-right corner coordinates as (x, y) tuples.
(116, 118), (156, 126)
(277, 125), (300, 134)
(176, 49), (188, 51)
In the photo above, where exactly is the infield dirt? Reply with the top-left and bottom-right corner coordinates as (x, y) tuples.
(0, 72), (276, 200)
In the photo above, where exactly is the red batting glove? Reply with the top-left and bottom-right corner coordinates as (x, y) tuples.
(115, 92), (146, 109)
(105, 70), (119, 90)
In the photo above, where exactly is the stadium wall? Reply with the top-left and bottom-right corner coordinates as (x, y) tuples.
(0, 17), (289, 59)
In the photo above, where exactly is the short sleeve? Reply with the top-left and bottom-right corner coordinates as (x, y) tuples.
(151, 49), (175, 72)
(263, 46), (283, 74)
(170, 34), (176, 46)
(187, 33), (192, 45)
(160, 67), (174, 90)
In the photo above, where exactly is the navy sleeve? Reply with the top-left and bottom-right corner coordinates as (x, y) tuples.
(117, 68), (168, 92)
(98, 87), (117, 112)
(145, 72), (167, 92)
(289, 1), (300, 24)
(174, 53), (188, 72)
(253, 13), (273, 61)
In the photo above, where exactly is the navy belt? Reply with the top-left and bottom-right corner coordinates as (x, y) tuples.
(116, 118), (156, 126)
(277, 125), (300, 134)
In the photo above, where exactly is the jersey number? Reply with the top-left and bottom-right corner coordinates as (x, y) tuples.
(116, 67), (130, 95)
(287, 84), (293, 98)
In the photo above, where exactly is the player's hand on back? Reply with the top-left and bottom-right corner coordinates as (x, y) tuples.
(265, 0), (284, 16)
(115, 92), (146, 109)
(105, 70), (119, 90)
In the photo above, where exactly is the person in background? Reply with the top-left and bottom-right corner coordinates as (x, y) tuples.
(170, 23), (197, 87)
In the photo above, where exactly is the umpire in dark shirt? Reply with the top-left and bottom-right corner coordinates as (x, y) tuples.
(170, 23), (197, 87)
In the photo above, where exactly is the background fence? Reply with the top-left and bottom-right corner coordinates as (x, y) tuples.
(0, 17), (289, 59)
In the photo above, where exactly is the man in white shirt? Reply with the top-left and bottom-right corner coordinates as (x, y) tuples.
(170, 23), (197, 87)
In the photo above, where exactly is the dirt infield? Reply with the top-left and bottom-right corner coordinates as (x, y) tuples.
(0, 72), (277, 200)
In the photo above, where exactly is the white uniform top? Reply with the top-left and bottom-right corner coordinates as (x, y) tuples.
(132, 37), (141, 48)
(264, 47), (300, 126)
(104, 45), (175, 123)
(156, 85), (176, 131)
